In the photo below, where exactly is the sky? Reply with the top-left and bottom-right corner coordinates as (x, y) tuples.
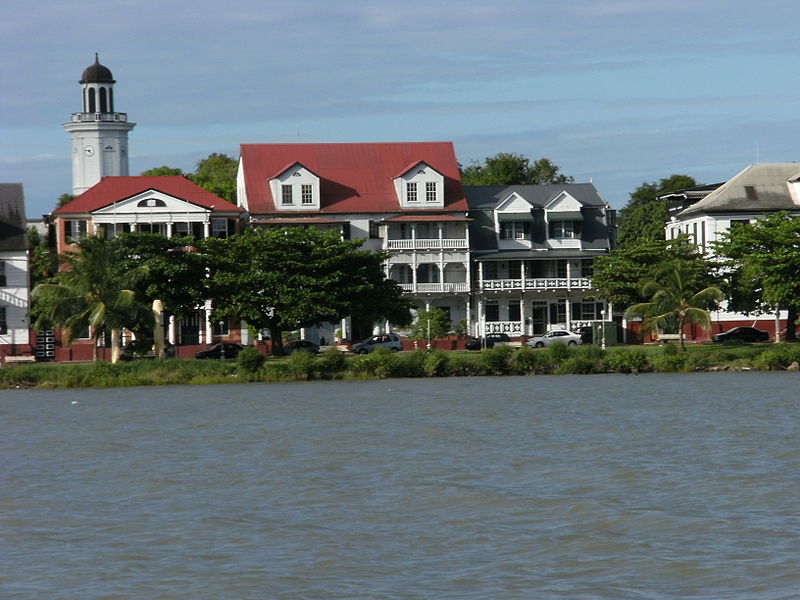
(2, 0), (799, 218)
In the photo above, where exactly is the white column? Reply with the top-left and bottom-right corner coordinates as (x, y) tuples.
(168, 315), (176, 345)
(203, 220), (211, 238)
(240, 320), (250, 346)
(565, 297), (572, 330)
(521, 260), (526, 290)
(478, 262), (484, 290)
(478, 296), (484, 337)
(166, 222), (173, 238)
(464, 296), (471, 336)
(520, 295), (526, 336)
(300, 327), (306, 340)
(204, 304), (213, 344)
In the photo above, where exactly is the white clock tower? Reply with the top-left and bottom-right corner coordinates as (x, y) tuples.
(63, 54), (136, 195)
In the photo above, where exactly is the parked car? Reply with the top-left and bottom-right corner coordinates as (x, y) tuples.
(712, 326), (769, 343)
(120, 339), (174, 360)
(526, 330), (583, 348)
(576, 325), (593, 345)
(283, 340), (320, 354)
(195, 342), (244, 359)
(350, 333), (403, 354)
(465, 333), (511, 350)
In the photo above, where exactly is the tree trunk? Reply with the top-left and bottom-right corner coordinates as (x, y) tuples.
(786, 305), (798, 342)
(270, 325), (284, 356)
(110, 329), (120, 364)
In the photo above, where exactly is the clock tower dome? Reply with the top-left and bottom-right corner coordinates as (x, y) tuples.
(63, 54), (136, 195)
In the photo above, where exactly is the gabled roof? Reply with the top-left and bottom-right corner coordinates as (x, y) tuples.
(0, 183), (27, 251)
(465, 183), (606, 210)
(240, 142), (467, 214)
(54, 176), (242, 215)
(677, 163), (800, 217)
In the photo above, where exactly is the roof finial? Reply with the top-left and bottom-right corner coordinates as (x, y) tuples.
(95, 52), (99, 64)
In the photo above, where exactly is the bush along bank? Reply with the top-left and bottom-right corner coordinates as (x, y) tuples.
(3, 342), (799, 389)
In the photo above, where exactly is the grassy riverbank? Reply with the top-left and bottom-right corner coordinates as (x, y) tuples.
(2, 341), (799, 389)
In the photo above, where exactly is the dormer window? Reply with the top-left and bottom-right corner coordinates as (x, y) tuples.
(271, 163), (321, 211)
(550, 220), (577, 238)
(407, 182), (418, 202)
(395, 162), (444, 208)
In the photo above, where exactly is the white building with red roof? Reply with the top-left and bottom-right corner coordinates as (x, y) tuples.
(50, 176), (244, 357)
(238, 142), (472, 341)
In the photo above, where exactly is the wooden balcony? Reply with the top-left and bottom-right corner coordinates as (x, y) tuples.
(385, 238), (468, 250)
(480, 277), (593, 291)
(398, 282), (470, 293)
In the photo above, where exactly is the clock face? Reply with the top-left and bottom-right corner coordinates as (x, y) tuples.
(84, 145), (95, 156)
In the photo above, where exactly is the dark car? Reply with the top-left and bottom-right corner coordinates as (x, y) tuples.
(465, 333), (511, 350)
(576, 326), (593, 345)
(283, 340), (320, 355)
(711, 326), (770, 343)
(120, 339), (174, 360)
(195, 342), (244, 359)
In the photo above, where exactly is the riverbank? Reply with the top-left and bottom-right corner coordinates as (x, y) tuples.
(2, 342), (799, 389)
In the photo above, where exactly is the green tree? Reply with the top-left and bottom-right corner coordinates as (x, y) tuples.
(408, 308), (451, 348)
(713, 212), (800, 342)
(617, 175), (696, 248)
(31, 236), (153, 363)
(27, 227), (57, 287)
(189, 153), (238, 202)
(593, 236), (719, 307)
(140, 165), (185, 176)
(56, 193), (75, 209)
(460, 153), (573, 185)
(202, 227), (412, 355)
(624, 260), (723, 350)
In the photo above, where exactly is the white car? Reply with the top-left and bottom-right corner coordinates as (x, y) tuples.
(526, 330), (583, 348)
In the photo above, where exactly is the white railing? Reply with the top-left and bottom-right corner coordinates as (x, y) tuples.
(481, 277), (592, 291)
(484, 321), (523, 334)
(385, 238), (468, 250)
(70, 112), (128, 122)
(398, 282), (469, 293)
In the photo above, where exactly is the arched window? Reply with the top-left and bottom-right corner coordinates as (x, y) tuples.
(99, 87), (108, 113)
(137, 198), (167, 207)
(88, 88), (96, 113)
(416, 263), (440, 283)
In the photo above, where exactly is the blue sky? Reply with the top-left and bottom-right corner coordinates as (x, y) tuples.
(2, 0), (799, 217)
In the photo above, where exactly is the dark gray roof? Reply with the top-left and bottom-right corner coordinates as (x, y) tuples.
(465, 183), (611, 253)
(0, 183), (28, 251)
(465, 183), (606, 210)
(474, 249), (609, 261)
(80, 54), (115, 84)
(678, 163), (800, 217)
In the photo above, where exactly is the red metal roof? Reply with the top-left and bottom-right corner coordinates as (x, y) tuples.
(381, 214), (471, 222)
(54, 176), (242, 214)
(240, 142), (468, 215)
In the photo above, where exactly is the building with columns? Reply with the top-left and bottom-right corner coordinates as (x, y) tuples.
(0, 184), (32, 359)
(51, 176), (244, 352)
(466, 184), (615, 337)
(63, 55), (135, 196)
(238, 142), (471, 342)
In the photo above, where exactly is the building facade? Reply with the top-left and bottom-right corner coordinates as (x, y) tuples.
(665, 162), (800, 340)
(238, 142), (472, 341)
(0, 184), (31, 358)
(466, 184), (614, 337)
(51, 176), (244, 356)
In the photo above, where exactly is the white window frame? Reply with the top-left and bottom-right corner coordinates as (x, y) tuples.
(281, 185), (293, 205)
(407, 182), (418, 203)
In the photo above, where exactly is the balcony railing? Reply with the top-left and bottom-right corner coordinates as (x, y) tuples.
(481, 277), (592, 291)
(484, 321), (523, 334)
(385, 238), (468, 250)
(398, 282), (470, 293)
(70, 112), (129, 123)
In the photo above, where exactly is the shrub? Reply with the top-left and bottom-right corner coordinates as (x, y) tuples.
(753, 345), (800, 370)
(556, 355), (600, 375)
(317, 347), (347, 376)
(545, 341), (573, 364)
(509, 347), (552, 375)
(446, 352), (485, 376)
(606, 348), (650, 374)
(423, 350), (447, 377)
(661, 342), (679, 356)
(237, 347), (265, 374)
(285, 349), (317, 380)
(481, 345), (515, 375)
(651, 354), (687, 373)
(349, 346), (399, 378)
(394, 350), (428, 378)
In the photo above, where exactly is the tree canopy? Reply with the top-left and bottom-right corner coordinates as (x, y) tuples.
(31, 236), (153, 362)
(201, 227), (412, 354)
(460, 153), (574, 186)
(624, 259), (723, 350)
(713, 212), (800, 341)
(139, 152), (238, 202)
(616, 174), (697, 248)
(408, 308), (451, 347)
(592, 236), (719, 307)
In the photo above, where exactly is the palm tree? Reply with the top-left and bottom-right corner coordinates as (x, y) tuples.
(31, 236), (152, 363)
(624, 260), (723, 351)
